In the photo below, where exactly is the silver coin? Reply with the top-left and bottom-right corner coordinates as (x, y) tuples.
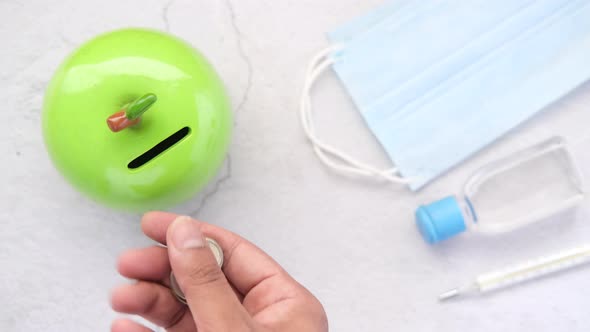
(170, 272), (187, 304)
(206, 238), (224, 267)
(170, 237), (224, 305)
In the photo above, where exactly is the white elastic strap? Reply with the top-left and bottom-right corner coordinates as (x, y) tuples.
(300, 47), (412, 184)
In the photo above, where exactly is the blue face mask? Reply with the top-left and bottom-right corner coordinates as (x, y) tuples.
(300, 0), (590, 190)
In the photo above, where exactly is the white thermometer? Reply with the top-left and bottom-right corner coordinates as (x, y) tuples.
(439, 244), (590, 301)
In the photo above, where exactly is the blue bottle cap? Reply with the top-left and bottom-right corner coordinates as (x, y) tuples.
(415, 196), (467, 244)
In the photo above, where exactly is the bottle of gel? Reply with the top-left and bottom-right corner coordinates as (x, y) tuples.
(416, 137), (586, 244)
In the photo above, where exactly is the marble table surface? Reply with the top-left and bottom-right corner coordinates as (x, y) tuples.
(2, 0), (590, 331)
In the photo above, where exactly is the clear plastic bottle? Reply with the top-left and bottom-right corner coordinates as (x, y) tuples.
(416, 136), (586, 244)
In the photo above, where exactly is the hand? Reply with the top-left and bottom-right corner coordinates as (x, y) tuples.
(110, 212), (328, 332)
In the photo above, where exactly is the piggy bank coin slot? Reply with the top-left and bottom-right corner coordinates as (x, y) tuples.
(128, 126), (191, 169)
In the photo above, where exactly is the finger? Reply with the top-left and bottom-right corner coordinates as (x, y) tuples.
(110, 282), (191, 330)
(142, 211), (176, 244)
(166, 216), (255, 331)
(140, 213), (244, 300)
(111, 318), (153, 332)
(143, 212), (288, 295)
(117, 246), (171, 287)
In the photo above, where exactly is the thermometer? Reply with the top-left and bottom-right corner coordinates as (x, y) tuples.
(439, 244), (590, 301)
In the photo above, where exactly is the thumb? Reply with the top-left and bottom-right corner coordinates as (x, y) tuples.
(167, 216), (253, 331)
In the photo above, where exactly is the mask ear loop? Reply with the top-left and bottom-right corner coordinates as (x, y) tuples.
(300, 47), (414, 185)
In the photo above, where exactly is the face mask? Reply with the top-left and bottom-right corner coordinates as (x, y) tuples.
(301, 0), (590, 191)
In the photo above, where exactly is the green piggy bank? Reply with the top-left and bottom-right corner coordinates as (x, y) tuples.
(42, 28), (232, 211)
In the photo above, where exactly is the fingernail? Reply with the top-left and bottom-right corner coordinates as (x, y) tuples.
(170, 216), (205, 250)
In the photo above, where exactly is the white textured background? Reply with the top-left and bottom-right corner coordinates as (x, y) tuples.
(2, 1), (590, 331)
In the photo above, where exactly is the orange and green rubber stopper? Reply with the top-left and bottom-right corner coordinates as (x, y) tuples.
(107, 93), (157, 132)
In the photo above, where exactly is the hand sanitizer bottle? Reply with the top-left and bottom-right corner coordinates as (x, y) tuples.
(416, 136), (586, 244)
